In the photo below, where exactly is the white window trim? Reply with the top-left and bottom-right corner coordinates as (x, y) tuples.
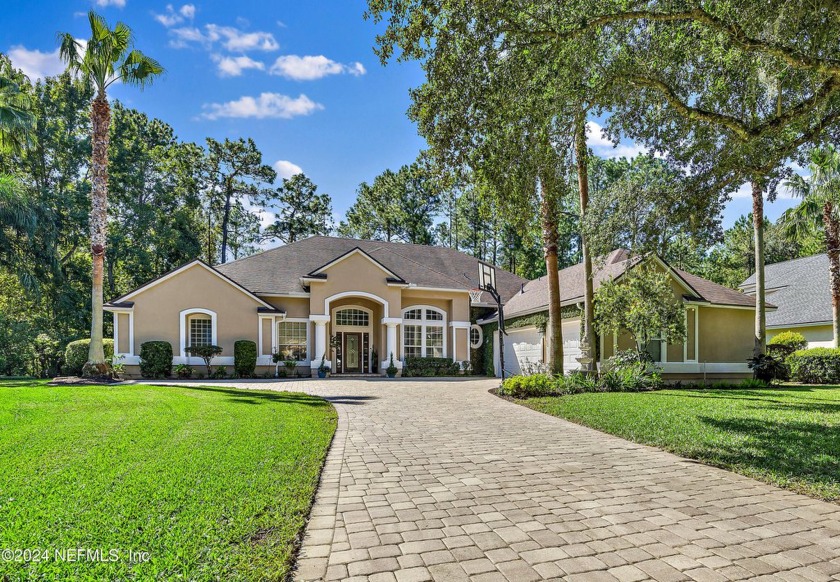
(684, 306), (699, 363)
(401, 305), (447, 359)
(469, 324), (483, 349)
(179, 308), (217, 358)
(113, 310), (135, 356)
(332, 305), (373, 330)
(277, 317), (310, 365)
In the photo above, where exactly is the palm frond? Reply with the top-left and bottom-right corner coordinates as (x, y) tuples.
(57, 32), (83, 72)
(117, 50), (164, 89)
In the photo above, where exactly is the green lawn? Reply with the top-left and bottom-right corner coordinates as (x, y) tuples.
(521, 385), (840, 501)
(0, 379), (336, 581)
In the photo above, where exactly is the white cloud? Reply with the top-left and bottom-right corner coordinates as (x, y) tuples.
(7, 45), (66, 81)
(154, 4), (195, 27)
(269, 55), (366, 80)
(171, 23), (279, 51)
(95, 0), (126, 7)
(211, 54), (264, 77)
(274, 160), (303, 179)
(200, 93), (323, 120)
(586, 121), (649, 159)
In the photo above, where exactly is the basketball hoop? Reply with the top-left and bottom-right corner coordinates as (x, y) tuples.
(469, 288), (483, 303)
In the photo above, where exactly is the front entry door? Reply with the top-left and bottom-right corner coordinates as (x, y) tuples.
(344, 333), (362, 373)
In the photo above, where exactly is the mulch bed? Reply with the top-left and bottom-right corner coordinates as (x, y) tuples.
(48, 376), (127, 386)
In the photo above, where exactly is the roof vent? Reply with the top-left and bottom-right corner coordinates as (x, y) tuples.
(520, 283), (525, 294)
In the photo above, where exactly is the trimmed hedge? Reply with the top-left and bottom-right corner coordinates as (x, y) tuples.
(139, 341), (173, 379)
(64, 339), (114, 375)
(402, 357), (461, 377)
(788, 348), (840, 384)
(234, 340), (257, 377)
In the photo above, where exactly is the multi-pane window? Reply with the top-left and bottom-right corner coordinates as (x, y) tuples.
(189, 316), (212, 347)
(426, 326), (444, 357)
(404, 325), (422, 359)
(335, 308), (369, 327)
(402, 307), (445, 358)
(278, 321), (308, 361)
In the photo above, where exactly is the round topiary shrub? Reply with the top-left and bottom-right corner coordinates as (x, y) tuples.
(64, 338), (114, 376)
(139, 341), (173, 379)
(767, 331), (807, 359)
(234, 340), (257, 377)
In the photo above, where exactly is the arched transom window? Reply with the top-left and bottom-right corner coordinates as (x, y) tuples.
(402, 306), (446, 359)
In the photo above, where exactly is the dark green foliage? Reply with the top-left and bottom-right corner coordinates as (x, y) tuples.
(211, 365), (227, 379)
(789, 348), (840, 384)
(64, 338), (113, 375)
(747, 353), (789, 383)
(499, 361), (662, 399)
(139, 341), (172, 379)
(402, 357), (461, 377)
(233, 340), (257, 378)
(173, 364), (193, 379)
(185, 344), (223, 376)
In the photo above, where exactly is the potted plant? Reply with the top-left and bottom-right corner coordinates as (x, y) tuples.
(284, 357), (297, 377)
(386, 352), (398, 378)
(317, 354), (330, 379)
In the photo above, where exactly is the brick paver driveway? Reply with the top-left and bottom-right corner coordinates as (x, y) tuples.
(159, 378), (840, 581)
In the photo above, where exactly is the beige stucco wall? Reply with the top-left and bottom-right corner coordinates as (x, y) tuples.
(308, 253), (402, 316)
(768, 325), (834, 348)
(697, 306), (754, 363)
(128, 263), (263, 358)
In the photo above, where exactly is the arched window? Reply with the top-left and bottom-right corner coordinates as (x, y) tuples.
(470, 324), (483, 349)
(402, 306), (446, 359)
(179, 308), (217, 357)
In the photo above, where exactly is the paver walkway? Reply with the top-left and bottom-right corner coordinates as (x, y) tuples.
(153, 378), (840, 581)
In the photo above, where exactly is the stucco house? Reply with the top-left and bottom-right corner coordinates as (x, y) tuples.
(483, 250), (763, 380)
(740, 254), (835, 347)
(105, 236), (524, 377)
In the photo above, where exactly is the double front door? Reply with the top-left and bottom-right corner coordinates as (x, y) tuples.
(337, 332), (369, 373)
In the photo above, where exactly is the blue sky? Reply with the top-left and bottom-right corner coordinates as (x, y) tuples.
(3, 0), (799, 231)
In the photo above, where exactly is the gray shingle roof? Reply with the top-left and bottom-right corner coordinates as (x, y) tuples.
(215, 236), (527, 301)
(504, 250), (756, 319)
(740, 254), (831, 327)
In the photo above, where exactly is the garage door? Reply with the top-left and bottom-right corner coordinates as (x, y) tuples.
(503, 327), (544, 376)
(501, 321), (583, 376)
(561, 319), (582, 373)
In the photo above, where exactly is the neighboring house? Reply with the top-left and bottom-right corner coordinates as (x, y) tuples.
(483, 250), (765, 380)
(105, 236), (524, 377)
(740, 254), (834, 347)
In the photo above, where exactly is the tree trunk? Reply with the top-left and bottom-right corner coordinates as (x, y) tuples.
(822, 202), (840, 348)
(220, 183), (233, 264)
(575, 112), (597, 373)
(751, 180), (766, 357)
(540, 175), (564, 375)
(84, 93), (111, 376)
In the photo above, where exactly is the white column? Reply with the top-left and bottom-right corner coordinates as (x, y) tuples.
(310, 314), (331, 374)
(382, 317), (402, 373)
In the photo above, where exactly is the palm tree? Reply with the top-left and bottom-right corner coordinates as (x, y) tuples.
(59, 11), (163, 376)
(782, 146), (840, 348)
(0, 74), (35, 153)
